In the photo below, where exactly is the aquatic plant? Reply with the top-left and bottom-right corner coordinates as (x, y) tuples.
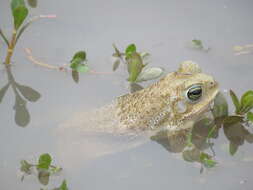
(0, 0), (47, 65)
(20, 153), (65, 188)
(112, 43), (164, 83)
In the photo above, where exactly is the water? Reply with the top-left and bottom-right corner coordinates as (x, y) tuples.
(0, 0), (253, 189)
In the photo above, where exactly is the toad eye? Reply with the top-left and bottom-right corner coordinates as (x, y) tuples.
(186, 84), (202, 102)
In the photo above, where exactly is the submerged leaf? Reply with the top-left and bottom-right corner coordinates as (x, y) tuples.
(112, 58), (120, 71)
(27, 0), (37, 8)
(127, 52), (144, 82)
(125, 44), (136, 58)
(212, 92), (228, 118)
(38, 170), (50, 185)
(136, 67), (164, 82)
(240, 90), (253, 114)
(0, 83), (10, 103)
(14, 95), (30, 127)
(15, 83), (41, 102)
(20, 160), (33, 174)
(229, 142), (238, 156)
(71, 70), (79, 83)
(223, 116), (244, 127)
(11, 0), (28, 30)
(37, 153), (52, 170)
(229, 90), (241, 114)
(199, 152), (217, 168)
(112, 44), (122, 58)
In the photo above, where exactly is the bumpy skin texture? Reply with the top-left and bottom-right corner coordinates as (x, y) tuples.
(116, 61), (219, 131)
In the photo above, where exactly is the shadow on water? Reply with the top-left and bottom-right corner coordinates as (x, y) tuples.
(0, 65), (41, 127)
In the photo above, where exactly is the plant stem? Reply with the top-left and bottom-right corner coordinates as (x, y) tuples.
(5, 29), (17, 64)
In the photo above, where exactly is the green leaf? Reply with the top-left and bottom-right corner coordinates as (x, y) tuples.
(76, 64), (89, 73)
(38, 170), (50, 186)
(71, 70), (79, 83)
(71, 51), (86, 62)
(136, 67), (164, 82)
(199, 152), (217, 168)
(20, 160), (32, 174)
(212, 92), (228, 118)
(11, 0), (28, 30)
(70, 51), (89, 73)
(0, 29), (10, 46)
(240, 90), (253, 114)
(229, 90), (241, 114)
(37, 153), (52, 170)
(127, 52), (144, 82)
(229, 142), (238, 156)
(15, 83), (41, 102)
(247, 112), (253, 122)
(27, 0), (37, 8)
(125, 44), (136, 58)
(59, 180), (68, 190)
(192, 39), (203, 49)
(0, 83), (10, 103)
(112, 58), (120, 71)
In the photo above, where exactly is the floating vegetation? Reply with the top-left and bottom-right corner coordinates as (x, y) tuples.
(20, 153), (66, 188)
(233, 44), (253, 55)
(190, 39), (210, 52)
(0, 0), (53, 65)
(70, 51), (89, 83)
(112, 43), (164, 83)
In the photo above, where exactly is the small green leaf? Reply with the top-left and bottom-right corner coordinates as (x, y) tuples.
(112, 58), (120, 71)
(76, 64), (89, 73)
(11, 0), (28, 30)
(127, 52), (144, 82)
(0, 83), (10, 103)
(229, 142), (238, 156)
(229, 90), (241, 114)
(125, 44), (136, 58)
(199, 152), (217, 168)
(15, 83), (41, 102)
(37, 153), (52, 170)
(71, 70), (79, 83)
(136, 67), (164, 82)
(192, 39), (203, 49)
(59, 180), (68, 190)
(71, 51), (86, 62)
(212, 92), (228, 118)
(38, 170), (50, 186)
(240, 90), (253, 114)
(27, 0), (37, 8)
(20, 160), (32, 174)
(247, 112), (253, 122)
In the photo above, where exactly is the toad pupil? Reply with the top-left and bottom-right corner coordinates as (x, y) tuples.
(187, 85), (202, 102)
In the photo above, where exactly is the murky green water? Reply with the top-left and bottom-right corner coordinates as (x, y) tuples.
(1, 0), (253, 189)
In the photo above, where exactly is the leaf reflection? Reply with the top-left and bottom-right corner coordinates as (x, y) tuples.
(0, 65), (41, 127)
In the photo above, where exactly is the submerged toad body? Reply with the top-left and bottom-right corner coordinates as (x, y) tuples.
(61, 61), (218, 133)
(57, 61), (219, 165)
